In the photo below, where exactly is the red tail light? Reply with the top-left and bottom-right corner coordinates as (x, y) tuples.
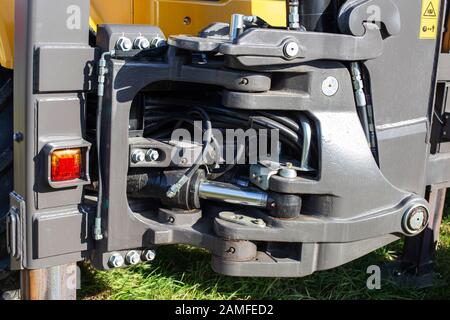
(50, 148), (82, 182)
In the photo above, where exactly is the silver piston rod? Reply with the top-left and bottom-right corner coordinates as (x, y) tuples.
(198, 180), (268, 208)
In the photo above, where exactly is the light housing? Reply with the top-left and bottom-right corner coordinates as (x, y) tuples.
(44, 140), (91, 188)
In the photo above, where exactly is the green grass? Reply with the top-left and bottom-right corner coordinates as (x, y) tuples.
(79, 210), (450, 300)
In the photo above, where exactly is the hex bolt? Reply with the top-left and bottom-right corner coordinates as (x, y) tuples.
(131, 149), (146, 163)
(146, 149), (160, 162)
(108, 253), (125, 268)
(134, 36), (151, 50)
(151, 36), (167, 48)
(142, 249), (156, 262)
(115, 36), (133, 51)
(125, 250), (141, 265)
(283, 41), (299, 58)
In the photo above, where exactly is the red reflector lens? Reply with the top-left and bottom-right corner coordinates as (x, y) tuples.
(51, 148), (82, 182)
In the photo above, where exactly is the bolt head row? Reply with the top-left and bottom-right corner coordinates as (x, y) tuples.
(116, 36), (166, 52)
(108, 249), (156, 268)
(131, 148), (160, 164)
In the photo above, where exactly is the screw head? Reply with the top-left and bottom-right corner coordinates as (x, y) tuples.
(322, 76), (339, 97)
(134, 36), (151, 50)
(142, 249), (156, 262)
(108, 253), (125, 268)
(116, 37), (133, 51)
(125, 250), (141, 265)
(283, 41), (299, 58)
(131, 149), (146, 163)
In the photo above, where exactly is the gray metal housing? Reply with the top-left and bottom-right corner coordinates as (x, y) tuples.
(7, 0), (450, 278)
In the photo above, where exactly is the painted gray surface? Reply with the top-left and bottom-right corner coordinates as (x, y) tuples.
(13, 0), (92, 269)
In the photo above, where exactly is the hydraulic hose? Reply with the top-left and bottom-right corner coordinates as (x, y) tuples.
(94, 50), (115, 241)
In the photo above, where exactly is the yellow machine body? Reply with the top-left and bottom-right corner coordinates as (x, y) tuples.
(0, 0), (286, 69)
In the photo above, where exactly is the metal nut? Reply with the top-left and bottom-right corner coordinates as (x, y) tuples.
(108, 253), (125, 268)
(151, 36), (167, 48)
(134, 36), (151, 50)
(115, 37), (133, 51)
(146, 149), (160, 162)
(142, 249), (156, 262)
(125, 250), (141, 265)
(279, 165), (297, 178)
(131, 149), (146, 163)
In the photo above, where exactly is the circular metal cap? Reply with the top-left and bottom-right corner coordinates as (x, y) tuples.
(283, 41), (299, 58)
(402, 204), (429, 235)
(322, 76), (339, 97)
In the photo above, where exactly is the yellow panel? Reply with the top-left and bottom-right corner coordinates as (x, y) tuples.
(90, 0), (134, 31)
(0, 0), (14, 69)
(135, 0), (286, 36)
(1, 0), (285, 69)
